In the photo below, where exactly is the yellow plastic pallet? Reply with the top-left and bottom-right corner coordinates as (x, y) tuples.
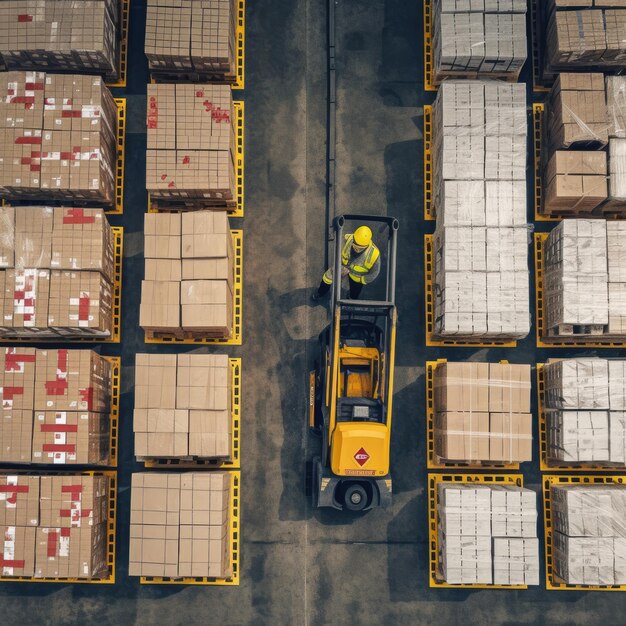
(143, 358), (241, 469)
(147, 100), (244, 217)
(537, 363), (626, 472)
(0, 470), (117, 584)
(530, 0), (551, 94)
(426, 360), (520, 470)
(110, 98), (127, 215)
(534, 233), (626, 348)
(424, 235), (517, 347)
(423, 105), (434, 221)
(141, 470), (240, 586)
(144, 229), (242, 345)
(104, 356), (121, 467)
(428, 472), (525, 589)
(543, 474), (626, 591)
(532, 103), (555, 222)
(105, 0), (130, 88)
(423, 0), (436, 92)
(1, 227), (123, 344)
(233, 0), (245, 90)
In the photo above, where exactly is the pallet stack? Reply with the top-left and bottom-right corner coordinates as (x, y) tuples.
(551, 484), (626, 585)
(432, 0), (527, 84)
(0, 474), (110, 579)
(437, 483), (539, 585)
(543, 219), (626, 339)
(0, 347), (113, 465)
(146, 84), (236, 206)
(140, 211), (234, 339)
(134, 353), (232, 461)
(0, 206), (115, 339)
(543, 358), (626, 465)
(0, 0), (120, 79)
(145, 0), (238, 80)
(433, 362), (532, 464)
(0, 72), (118, 204)
(432, 81), (530, 340)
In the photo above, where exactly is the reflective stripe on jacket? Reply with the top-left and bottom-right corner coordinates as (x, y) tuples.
(322, 234), (381, 285)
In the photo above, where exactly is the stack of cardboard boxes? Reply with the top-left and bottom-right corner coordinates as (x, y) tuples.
(0, 206), (114, 338)
(146, 84), (236, 205)
(0, 474), (110, 579)
(145, 0), (238, 79)
(543, 219), (626, 337)
(437, 483), (539, 585)
(433, 362), (532, 463)
(134, 353), (231, 460)
(0, 347), (112, 465)
(432, 0), (527, 83)
(546, 1), (626, 71)
(543, 358), (626, 464)
(432, 81), (530, 339)
(140, 211), (234, 338)
(129, 472), (231, 578)
(551, 484), (626, 585)
(0, 1), (120, 79)
(0, 72), (118, 204)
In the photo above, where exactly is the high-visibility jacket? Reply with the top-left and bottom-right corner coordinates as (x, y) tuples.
(322, 234), (381, 285)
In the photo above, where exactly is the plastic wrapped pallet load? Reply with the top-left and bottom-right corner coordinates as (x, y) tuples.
(550, 484), (626, 585)
(437, 483), (539, 585)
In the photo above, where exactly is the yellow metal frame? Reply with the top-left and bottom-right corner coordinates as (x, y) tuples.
(534, 233), (626, 348)
(140, 470), (240, 586)
(233, 0), (245, 90)
(424, 235), (517, 347)
(105, 0), (130, 88)
(423, 105), (434, 221)
(428, 472), (525, 589)
(143, 358), (241, 469)
(426, 360), (520, 470)
(530, 0), (551, 94)
(537, 363), (626, 471)
(543, 474), (626, 591)
(144, 229), (242, 345)
(533, 103), (555, 222)
(110, 98), (127, 215)
(423, 0), (436, 92)
(0, 469), (117, 584)
(147, 100), (244, 217)
(1, 227), (123, 344)
(105, 356), (121, 467)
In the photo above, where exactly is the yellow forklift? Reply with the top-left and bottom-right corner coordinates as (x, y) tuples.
(309, 214), (398, 511)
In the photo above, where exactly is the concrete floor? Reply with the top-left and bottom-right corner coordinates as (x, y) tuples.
(1, 0), (626, 624)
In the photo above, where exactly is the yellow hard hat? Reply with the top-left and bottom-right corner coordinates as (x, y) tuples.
(353, 226), (372, 247)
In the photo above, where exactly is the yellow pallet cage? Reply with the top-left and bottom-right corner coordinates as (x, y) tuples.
(428, 472), (525, 589)
(543, 474), (626, 591)
(426, 360), (520, 470)
(105, 0), (130, 88)
(1, 227), (123, 344)
(530, 0), (551, 94)
(534, 233), (626, 348)
(0, 469), (117, 584)
(423, 0), (436, 92)
(144, 229), (242, 345)
(147, 100), (244, 217)
(423, 105), (434, 221)
(537, 363), (626, 471)
(110, 98), (127, 215)
(105, 356), (121, 467)
(424, 234), (517, 347)
(140, 470), (240, 586)
(142, 358), (241, 469)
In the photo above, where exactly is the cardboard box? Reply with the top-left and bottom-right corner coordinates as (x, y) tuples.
(0, 475), (39, 527)
(134, 354), (178, 410)
(1, 525), (36, 577)
(139, 280), (181, 331)
(181, 279), (232, 335)
(0, 206), (15, 268)
(2, 269), (50, 332)
(144, 213), (181, 260)
(0, 347), (36, 410)
(433, 362), (490, 412)
(145, 259), (182, 282)
(0, 409), (33, 463)
(434, 411), (490, 460)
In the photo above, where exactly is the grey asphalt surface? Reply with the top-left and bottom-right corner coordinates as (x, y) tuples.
(0, 1), (625, 624)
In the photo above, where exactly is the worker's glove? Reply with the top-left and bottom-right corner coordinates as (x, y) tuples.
(341, 267), (349, 277)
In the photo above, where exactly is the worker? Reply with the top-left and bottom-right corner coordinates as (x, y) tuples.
(312, 225), (381, 301)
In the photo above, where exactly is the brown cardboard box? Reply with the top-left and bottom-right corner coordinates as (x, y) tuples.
(0, 206), (15, 268)
(433, 362), (490, 412)
(39, 474), (109, 528)
(489, 413), (533, 462)
(130, 473), (180, 527)
(180, 279), (232, 336)
(34, 349), (111, 413)
(0, 409), (33, 463)
(14, 206), (53, 268)
(135, 432), (188, 458)
(176, 354), (230, 411)
(1, 525), (36, 577)
(2, 269), (50, 332)
(32, 410), (109, 465)
(134, 354), (178, 410)
(0, 475), (39, 527)
(181, 211), (231, 259)
(434, 411), (490, 461)
(144, 213), (181, 260)
(488, 363), (531, 413)
(188, 410), (232, 458)
(145, 259), (182, 282)
(139, 280), (180, 331)
(128, 522), (179, 577)
(0, 347), (36, 410)
(0, 71), (45, 129)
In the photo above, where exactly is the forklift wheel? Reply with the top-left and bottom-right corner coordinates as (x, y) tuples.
(343, 484), (368, 512)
